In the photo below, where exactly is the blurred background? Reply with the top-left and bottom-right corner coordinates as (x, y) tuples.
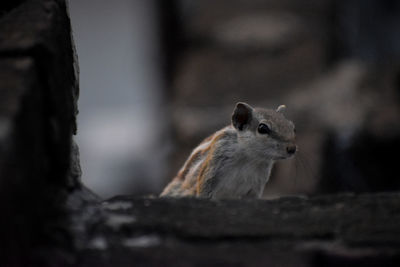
(69, 0), (400, 199)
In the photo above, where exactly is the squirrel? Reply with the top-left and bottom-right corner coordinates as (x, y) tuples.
(160, 102), (296, 199)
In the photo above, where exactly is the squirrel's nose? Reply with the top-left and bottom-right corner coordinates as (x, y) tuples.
(286, 145), (297, 155)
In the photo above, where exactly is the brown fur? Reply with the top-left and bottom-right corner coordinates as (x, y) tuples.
(195, 132), (225, 195)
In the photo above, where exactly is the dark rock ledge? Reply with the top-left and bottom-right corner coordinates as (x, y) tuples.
(77, 193), (400, 267)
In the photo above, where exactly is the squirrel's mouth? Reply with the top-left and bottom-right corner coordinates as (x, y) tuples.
(275, 152), (296, 160)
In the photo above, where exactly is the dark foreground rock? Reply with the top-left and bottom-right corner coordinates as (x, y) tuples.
(74, 193), (400, 267)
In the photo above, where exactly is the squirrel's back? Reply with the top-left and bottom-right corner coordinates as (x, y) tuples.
(160, 126), (237, 197)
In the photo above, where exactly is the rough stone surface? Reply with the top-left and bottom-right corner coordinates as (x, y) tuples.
(75, 193), (400, 266)
(0, 0), (81, 265)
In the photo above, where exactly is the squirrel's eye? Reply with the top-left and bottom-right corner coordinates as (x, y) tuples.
(258, 123), (271, 134)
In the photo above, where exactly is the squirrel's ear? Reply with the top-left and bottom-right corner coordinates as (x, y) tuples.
(232, 102), (253, 131)
(276, 105), (286, 113)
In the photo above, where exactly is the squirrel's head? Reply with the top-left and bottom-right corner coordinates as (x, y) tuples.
(232, 102), (296, 160)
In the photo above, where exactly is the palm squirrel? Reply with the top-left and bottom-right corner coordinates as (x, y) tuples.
(160, 102), (296, 199)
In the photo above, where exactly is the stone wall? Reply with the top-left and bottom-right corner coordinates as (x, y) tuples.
(0, 0), (80, 265)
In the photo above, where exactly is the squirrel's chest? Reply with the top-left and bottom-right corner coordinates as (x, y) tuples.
(210, 160), (273, 198)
